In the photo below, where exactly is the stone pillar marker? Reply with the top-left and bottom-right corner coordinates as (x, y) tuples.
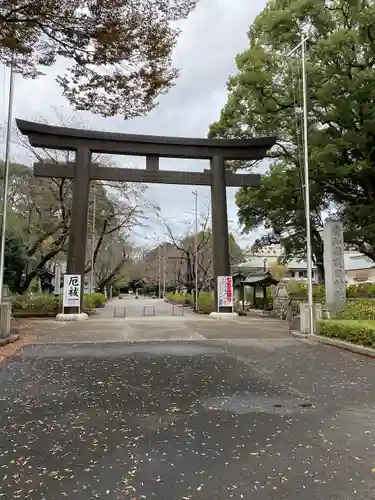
(323, 219), (346, 312)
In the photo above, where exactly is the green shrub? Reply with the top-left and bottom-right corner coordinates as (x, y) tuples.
(318, 319), (375, 347)
(166, 291), (214, 313)
(166, 292), (192, 305)
(335, 300), (375, 321)
(83, 293), (95, 311)
(91, 292), (107, 307)
(287, 280), (325, 299)
(346, 283), (375, 298)
(9, 292), (105, 316)
(82, 292), (107, 311)
(196, 292), (214, 314)
(286, 281), (375, 300)
(11, 293), (60, 316)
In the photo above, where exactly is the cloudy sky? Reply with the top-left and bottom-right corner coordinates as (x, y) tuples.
(0, 0), (267, 249)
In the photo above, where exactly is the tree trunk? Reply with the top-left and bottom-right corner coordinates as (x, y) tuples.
(17, 233), (68, 294)
(96, 259), (127, 292)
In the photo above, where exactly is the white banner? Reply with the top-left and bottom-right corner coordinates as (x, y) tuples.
(217, 276), (233, 308)
(63, 274), (81, 308)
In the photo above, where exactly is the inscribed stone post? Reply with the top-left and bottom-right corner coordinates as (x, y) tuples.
(323, 220), (346, 312)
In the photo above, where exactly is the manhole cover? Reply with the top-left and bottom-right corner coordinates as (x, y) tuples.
(201, 395), (317, 415)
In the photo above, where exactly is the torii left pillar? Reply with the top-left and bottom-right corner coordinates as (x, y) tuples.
(210, 156), (235, 315)
(59, 147), (92, 319)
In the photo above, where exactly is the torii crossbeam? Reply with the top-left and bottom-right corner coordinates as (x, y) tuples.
(17, 119), (276, 315)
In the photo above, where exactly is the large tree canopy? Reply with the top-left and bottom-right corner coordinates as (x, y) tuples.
(209, 0), (375, 265)
(0, 0), (198, 117)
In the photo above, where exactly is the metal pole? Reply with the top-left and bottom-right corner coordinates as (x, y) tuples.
(90, 187), (96, 294)
(162, 243), (166, 297)
(158, 246), (161, 298)
(0, 54), (15, 303)
(301, 35), (314, 334)
(193, 190), (198, 311)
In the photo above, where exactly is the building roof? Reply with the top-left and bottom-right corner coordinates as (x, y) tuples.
(235, 252), (375, 272)
(235, 256), (317, 270)
(344, 253), (375, 271)
(242, 272), (279, 287)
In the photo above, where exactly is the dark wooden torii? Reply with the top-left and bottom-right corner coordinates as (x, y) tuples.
(16, 119), (276, 314)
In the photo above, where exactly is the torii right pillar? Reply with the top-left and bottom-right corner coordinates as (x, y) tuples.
(210, 156), (233, 314)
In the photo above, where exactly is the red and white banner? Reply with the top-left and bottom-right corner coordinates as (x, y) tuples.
(217, 276), (233, 308)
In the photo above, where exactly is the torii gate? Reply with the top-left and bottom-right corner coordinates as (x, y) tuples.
(16, 119), (276, 316)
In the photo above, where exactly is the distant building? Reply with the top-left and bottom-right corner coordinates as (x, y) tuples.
(234, 248), (375, 284)
(344, 253), (375, 284)
(234, 255), (319, 283)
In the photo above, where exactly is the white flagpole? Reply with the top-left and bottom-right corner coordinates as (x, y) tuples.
(0, 54), (15, 303)
(287, 35), (314, 334)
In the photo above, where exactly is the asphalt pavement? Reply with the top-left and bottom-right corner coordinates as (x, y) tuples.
(0, 299), (374, 499)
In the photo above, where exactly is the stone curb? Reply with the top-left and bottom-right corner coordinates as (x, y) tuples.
(290, 330), (309, 339)
(0, 334), (21, 366)
(311, 334), (375, 358)
(291, 331), (375, 358)
(0, 333), (20, 347)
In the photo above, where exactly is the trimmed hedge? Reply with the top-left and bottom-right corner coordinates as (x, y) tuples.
(287, 281), (326, 299)
(166, 291), (215, 314)
(166, 292), (191, 306)
(317, 319), (375, 348)
(90, 292), (107, 307)
(10, 292), (107, 317)
(286, 282), (375, 320)
(287, 281), (375, 299)
(335, 300), (375, 321)
(11, 294), (60, 316)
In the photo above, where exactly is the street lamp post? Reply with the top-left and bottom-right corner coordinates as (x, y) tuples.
(192, 190), (198, 311)
(0, 55), (15, 303)
(89, 187), (96, 294)
(158, 246), (161, 299)
(162, 243), (166, 298)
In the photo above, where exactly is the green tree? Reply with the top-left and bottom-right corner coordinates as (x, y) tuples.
(209, 0), (375, 264)
(235, 162), (327, 278)
(0, 0), (198, 118)
(3, 235), (28, 293)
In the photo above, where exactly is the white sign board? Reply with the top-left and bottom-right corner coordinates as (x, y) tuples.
(63, 274), (81, 309)
(217, 276), (233, 308)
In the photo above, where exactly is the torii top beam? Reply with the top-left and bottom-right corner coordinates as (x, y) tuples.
(16, 119), (276, 161)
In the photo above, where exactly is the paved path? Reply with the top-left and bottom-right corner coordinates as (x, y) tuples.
(97, 296), (192, 318)
(1, 303), (374, 499)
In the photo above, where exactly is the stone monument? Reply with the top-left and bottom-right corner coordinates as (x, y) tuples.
(272, 282), (289, 319)
(323, 219), (346, 312)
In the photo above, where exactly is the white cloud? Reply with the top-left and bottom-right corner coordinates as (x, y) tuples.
(0, 0), (267, 247)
